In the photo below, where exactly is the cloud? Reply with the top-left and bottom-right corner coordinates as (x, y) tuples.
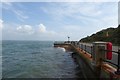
(2, 2), (118, 41)
(42, 2), (117, 29)
(13, 10), (29, 20)
(60, 25), (93, 40)
(41, 3), (105, 22)
(15, 23), (57, 37)
(38, 24), (46, 33)
(0, 19), (3, 30)
(2, 2), (12, 7)
(2, 2), (29, 22)
(38, 23), (56, 35)
(16, 25), (34, 34)
(1, 0), (119, 2)
(42, 2), (117, 18)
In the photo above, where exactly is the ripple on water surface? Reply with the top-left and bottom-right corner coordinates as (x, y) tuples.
(2, 41), (84, 78)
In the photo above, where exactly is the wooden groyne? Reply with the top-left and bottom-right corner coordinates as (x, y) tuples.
(54, 41), (120, 79)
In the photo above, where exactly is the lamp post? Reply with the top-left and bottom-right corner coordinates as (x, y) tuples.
(68, 36), (70, 43)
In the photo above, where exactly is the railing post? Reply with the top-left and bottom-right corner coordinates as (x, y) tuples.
(91, 46), (93, 58)
(115, 49), (120, 74)
(79, 43), (80, 50)
(92, 42), (106, 65)
(118, 49), (120, 72)
(85, 45), (86, 54)
(81, 44), (83, 51)
(92, 42), (106, 77)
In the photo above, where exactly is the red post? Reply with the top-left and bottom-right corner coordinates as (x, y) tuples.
(106, 42), (112, 60)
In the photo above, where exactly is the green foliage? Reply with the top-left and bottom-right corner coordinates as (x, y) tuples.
(79, 26), (120, 46)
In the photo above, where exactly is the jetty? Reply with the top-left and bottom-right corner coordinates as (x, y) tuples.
(54, 41), (120, 79)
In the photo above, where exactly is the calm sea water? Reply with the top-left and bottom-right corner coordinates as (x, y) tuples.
(2, 40), (83, 78)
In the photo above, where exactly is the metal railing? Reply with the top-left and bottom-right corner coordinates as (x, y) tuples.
(79, 43), (93, 55)
(54, 41), (120, 74)
(101, 49), (120, 74)
(71, 42), (120, 74)
(54, 41), (65, 44)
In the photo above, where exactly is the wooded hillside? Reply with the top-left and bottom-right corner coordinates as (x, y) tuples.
(79, 25), (120, 46)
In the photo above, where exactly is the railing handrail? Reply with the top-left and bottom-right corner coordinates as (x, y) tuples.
(70, 42), (120, 74)
(101, 49), (119, 54)
(54, 41), (120, 74)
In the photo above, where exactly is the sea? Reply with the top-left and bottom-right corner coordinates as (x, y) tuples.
(2, 40), (84, 78)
